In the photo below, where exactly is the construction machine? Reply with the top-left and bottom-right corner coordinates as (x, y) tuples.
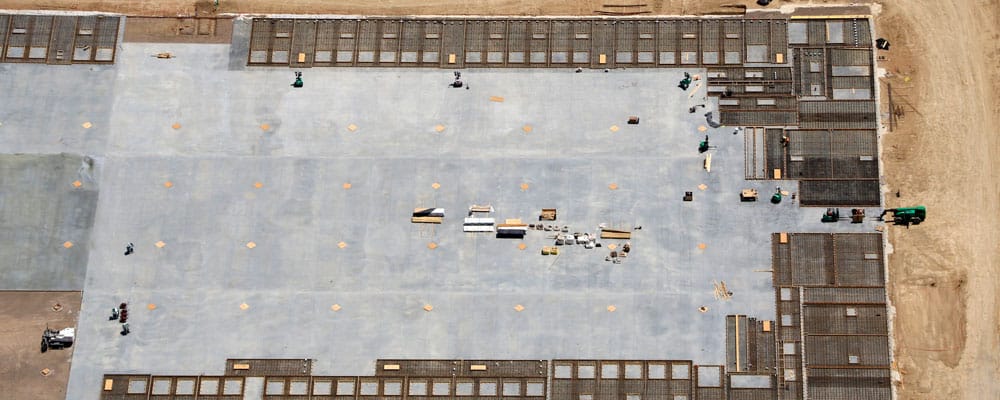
(821, 208), (840, 222)
(40, 327), (75, 353)
(698, 135), (710, 153)
(879, 206), (926, 226)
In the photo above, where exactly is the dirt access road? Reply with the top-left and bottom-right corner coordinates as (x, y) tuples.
(0, 0), (997, 399)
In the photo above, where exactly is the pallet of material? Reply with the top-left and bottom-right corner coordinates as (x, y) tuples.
(540, 208), (557, 221)
(412, 216), (443, 224)
(600, 229), (632, 239)
(413, 208), (445, 217)
(497, 224), (529, 235)
(464, 217), (496, 225)
(469, 205), (494, 213)
(463, 225), (496, 232)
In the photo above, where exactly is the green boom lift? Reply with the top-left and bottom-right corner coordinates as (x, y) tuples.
(879, 206), (926, 226)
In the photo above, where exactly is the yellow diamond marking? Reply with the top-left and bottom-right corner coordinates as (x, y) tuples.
(697, 125), (707, 132)
(607, 305), (617, 312)
(423, 304), (434, 311)
(523, 125), (533, 133)
(155, 241), (165, 248)
(608, 183), (619, 190)
(81, 122), (92, 129)
(338, 241), (347, 249)
(331, 304), (342, 311)
(517, 243), (527, 250)
(698, 184), (707, 191)
(427, 242), (438, 250)
(347, 124), (358, 132)
(260, 123), (270, 131)
(698, 243), (707, 250)
(514, 304), (525, 312)
(609, 125), (620, 132)
(342, 182), (352, 189)
(163, 181), (174, 188)
(246, 241), (256, 249)
(147, 303), (157, 310)
(254, 182), (263, 189)
(240, 303), (249, 310)
(435, 124), (445, 132)
(520, 183), (530, 191)
(62, 241), (73, 249)
(607, 243), (617, 250)
(172, 123), (181, 130)
(72, 180), (82, 188)
(431, 182), (441, 190)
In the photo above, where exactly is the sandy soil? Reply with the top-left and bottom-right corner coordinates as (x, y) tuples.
(0, 0), (997, 398)
(0, 292), (83, 400)
(875, 1), (1000, 398)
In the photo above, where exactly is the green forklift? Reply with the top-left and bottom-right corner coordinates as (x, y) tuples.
(879, 206), (926, 226)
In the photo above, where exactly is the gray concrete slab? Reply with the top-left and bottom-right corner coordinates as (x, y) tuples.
(0, 36), (883, 399)
(0, 154), (99, 290)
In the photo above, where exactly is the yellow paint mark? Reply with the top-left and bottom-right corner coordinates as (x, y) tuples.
(607, 244), (617, 251)
(331, 304), (342, 311)
(155, 241), (165, 248)
(608, 183), (619, 190)
(342, 182), (352, 189)
(431, 182), (441, 190)
(338, 241), (347, 249)
(240, 303), (249, 310)
(520, 183), (530, 191)
(254, 182), (263, 189)
(347, 124), (358, 132)
(427, 242), (438, 250)
(435, 124), (445, 132)
(260, 123), (270, 131)
(62, 241), (73, 249)
(246, 241), (256, 249)
(607, 305), (617, 312)
(609, 125), (620, 132)
(698, 243), (707, 250)
(423, 304), (434, 311)
(489, 96), (505, 102)
(172, 123), (181, 130)
(72, 180), (82, 188)
(698, 184), (708, 191)
(163, 181), (174, 188)
(522, 125), (533, 133)
(147, 304), (157, 310)
(698, 125), (707, 132)
(81, 122), (92, 129)
(514, 304), (525, 312)
(517, 243), (527, 250)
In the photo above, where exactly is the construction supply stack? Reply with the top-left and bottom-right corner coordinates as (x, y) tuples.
(412, 208), (444, 224)
(464, 204), (496, 232)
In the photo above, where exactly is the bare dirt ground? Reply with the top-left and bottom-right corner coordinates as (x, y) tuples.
(0, 0), (997, 399)
(875, 1), (1000, 399)
(0, 292), (83, 400)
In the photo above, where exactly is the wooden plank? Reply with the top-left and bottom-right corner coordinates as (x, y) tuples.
(233, 364), (251, 370)
(490, 96), (505, 102)
(599, 53), (607, 64)
(773, 168), (782, 179)
(298, 52), (306, 62)
(779, 232), (788, 244)
(104, 379), (114, 391)
(411, 216), (443, 224)
(383, 364), (401, 371)
(448, 53), (456, 63)
(600, 230), (632, 239)
(763, 320), (772, 332)
(470, 364), (488, 371)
